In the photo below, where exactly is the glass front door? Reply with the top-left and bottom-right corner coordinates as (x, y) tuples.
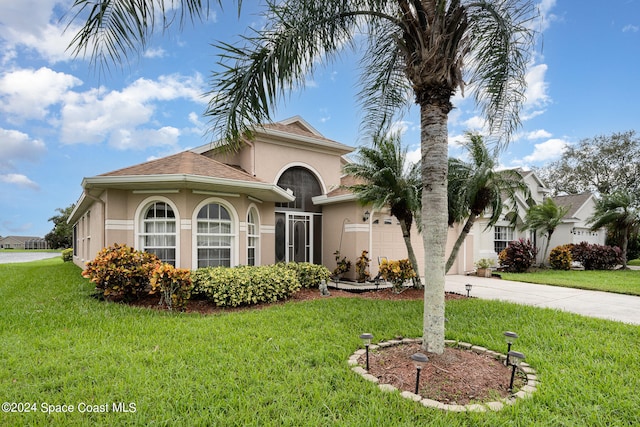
(275, 212), (315, 263)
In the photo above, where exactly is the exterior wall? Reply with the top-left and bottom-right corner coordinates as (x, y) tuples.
(445, 223), (475, 275)
(73, 188), (277, 270)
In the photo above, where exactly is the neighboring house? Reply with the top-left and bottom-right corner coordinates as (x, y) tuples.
(468, 169), (549, 267)
(69, 116), (473, 277)
(547, 193), (606, 249)
(0, 236), (49, 250)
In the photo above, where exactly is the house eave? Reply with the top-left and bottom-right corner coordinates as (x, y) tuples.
(312, 193), (358, 205)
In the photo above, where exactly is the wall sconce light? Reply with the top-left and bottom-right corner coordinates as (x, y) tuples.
(410, 352), (429, 395)
(465, 283), (472, 297)
(507, 350), (526, 392)
(359, 333), (373, 371)
(504, 331), (519, 365)
(363, 210), (370, 222)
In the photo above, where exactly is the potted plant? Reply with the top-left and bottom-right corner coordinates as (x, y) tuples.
(474, 258), (495, 277)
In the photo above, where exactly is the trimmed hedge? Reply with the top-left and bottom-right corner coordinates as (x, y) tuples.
(282, 262), (331, 288)
(192, 265), (301, 307)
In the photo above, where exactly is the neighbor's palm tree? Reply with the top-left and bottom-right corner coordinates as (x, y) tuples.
(68, 0), (537, 354)
(522, 197), (569, 265)
(587, 190), (640, 269)
(446, 132), (529, 272)
(344, 134), (422, 288)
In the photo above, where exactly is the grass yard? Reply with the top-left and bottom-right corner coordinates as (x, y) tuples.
(501, 269), (640, 296)
(1, 259), (639, 426)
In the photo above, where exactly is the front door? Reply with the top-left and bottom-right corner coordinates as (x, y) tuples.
(289, 214), (312, 262)
(275, 212), (315, 263)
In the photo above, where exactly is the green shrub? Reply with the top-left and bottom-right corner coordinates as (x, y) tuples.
(82, 243), (160, 301)
(283, 262), (331, 288)
(549, 244), (573, 270)
(61, 248), (73, 262)
(192, 265), (300, 307)
(150, 263), (193, 311)
(498, 239), (538, 273)
(571, 242), (623, 270)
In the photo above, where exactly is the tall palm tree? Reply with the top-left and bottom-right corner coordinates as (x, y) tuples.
(344, 134), (422, 288)
(587, 191), (640, 269)
(522, 197), (569, 265)
(446, 132), (529, 272)
(68, 0), (536, 354)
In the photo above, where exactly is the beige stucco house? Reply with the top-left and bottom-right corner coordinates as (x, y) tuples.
(69, 116), (602, 277)
(69, 116), (474, 277)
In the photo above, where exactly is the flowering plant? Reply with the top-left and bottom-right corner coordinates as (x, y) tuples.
(378, 258), (416, 292)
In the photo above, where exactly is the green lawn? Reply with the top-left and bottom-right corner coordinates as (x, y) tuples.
(1, 259), (638, 426)
(501, 269), (640, 296)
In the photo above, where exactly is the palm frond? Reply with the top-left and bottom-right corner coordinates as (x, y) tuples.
(464, 0), (537, 143)
(66, 0), (216, 72)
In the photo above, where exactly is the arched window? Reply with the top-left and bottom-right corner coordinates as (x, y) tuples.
(275, 165), (323, 264)
(196, 203), (233, 268)
(247, 208), (259, 266)
(141, 201), (176, 265)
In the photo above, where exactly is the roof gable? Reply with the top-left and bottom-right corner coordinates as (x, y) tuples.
(552, 193), (594, 219)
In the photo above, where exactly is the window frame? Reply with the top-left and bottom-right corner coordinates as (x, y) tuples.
(192, 198), (239, 270)
(135, 197), (179, 266)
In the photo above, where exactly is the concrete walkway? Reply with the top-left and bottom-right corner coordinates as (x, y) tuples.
(0, 252), (61, 264)
(445, 274), (640, 326)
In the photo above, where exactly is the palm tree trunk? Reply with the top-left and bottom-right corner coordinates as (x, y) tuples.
(445, 214), (477, 273)
(541, 230), (554, 266)
(621, 229), (629, 268)
(398, 219), (422, 288)
(420, 102), (449, 356)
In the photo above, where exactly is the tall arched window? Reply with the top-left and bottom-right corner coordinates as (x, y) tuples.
(247, 208), (259, 266)
(196, 203), (233, 267)
(275, 166), (323, 264)
(141, 201), (176, 265)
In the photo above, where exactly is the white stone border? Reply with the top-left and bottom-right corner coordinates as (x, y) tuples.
(348, 338), (539, 412)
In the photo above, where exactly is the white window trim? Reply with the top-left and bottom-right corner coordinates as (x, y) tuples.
(191, 197), (239, 270)
(246, 204), (261, 266)
(134, 196), (181, 266)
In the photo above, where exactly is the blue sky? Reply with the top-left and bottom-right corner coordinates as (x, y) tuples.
(1, 0), (639, 238)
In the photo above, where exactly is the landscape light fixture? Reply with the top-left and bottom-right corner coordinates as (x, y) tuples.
(410, 352), (429, 395)
(363, 210), (370, 222)
(507, 351), (526, 393)
(465, 283), (472, 297)
(359, 333), (374, 371)
(504, 331), (519, 365)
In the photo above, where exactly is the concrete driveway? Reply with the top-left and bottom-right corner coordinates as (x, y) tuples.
(446, 274), (640, 326)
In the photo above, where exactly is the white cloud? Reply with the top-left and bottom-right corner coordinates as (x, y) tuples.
(526, 129), (552, 140)
(59, 73), (206, 147)
(388, 120), (411, 136)
(521, 138), (568, 164)
(0, 67), (82, 122)
(524, 64), (549, 107)
(406, 146), (420, 165)
(143, 47), (167, 58)
(0, 128), (47, 171)
(535, 0), (559, 32)
(109, 126), (181, 150)
(622, 24), (639, 33)
(0, 173), (39, 190)
(0, 0), (78, 63)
